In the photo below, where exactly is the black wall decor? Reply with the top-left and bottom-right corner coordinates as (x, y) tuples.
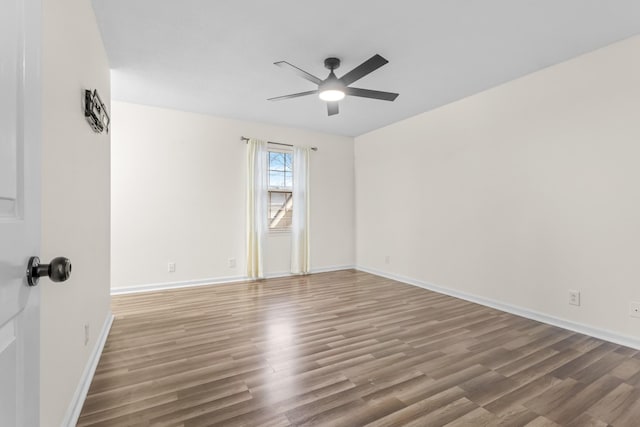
(84, 89), (110, 134)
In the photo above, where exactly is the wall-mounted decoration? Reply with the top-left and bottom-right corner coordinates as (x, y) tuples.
(84, 89), (110, 133)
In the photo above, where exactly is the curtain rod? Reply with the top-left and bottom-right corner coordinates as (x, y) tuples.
(240, 136), (318, 151)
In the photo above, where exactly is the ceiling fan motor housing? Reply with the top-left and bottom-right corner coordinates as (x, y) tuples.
(324, 57), (341, 70)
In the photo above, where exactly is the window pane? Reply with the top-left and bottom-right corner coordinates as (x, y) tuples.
(268, 151), (277, 163)
(269, 152), (285, 171)
(285, 172), (293, 188)
(268, 191), (293, 229)
(269, 171), (285, 187)
(284, 153), (292, 171)
(269, 192), (286, 217)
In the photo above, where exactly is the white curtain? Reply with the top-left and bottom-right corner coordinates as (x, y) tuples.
(246, 138), (268, 279)
(291, 146), (311, 274)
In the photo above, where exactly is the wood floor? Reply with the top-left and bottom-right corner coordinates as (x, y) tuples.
(78, 270), (640, 426)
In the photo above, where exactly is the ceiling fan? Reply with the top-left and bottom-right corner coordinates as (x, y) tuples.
(268, 54), (399, 116)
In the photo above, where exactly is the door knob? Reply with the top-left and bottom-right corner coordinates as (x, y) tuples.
(26, 256), (72, 287)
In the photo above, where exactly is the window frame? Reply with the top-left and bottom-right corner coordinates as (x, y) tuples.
(267, 146), (293, 232)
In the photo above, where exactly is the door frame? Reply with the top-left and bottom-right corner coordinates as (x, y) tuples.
(14, 0), (42, 425)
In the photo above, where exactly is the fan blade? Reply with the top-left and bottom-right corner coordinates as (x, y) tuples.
(346, 87), (399, 101)
(268, 90), (318, 101)
(327, 102), (339, 116)
(339, 54), (389, 86)
(274, 61), (323, 85)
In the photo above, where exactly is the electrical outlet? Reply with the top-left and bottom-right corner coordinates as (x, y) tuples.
(228, 258), (236, 268)
(630, 301), (640, 318)
(569, 290), (581, 306)
(168, 262), (176, 273)
(84, 323), (90, 346)
(385, 255), (391, 264)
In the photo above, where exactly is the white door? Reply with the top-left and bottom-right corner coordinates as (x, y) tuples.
(1, 0), (42, 425)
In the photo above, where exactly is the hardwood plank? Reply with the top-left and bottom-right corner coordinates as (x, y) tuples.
(364, 387), (468, 427)
(484, 375), (561, 417)
(585, 382), (640, 425)
(565, 413), (609, 427)
(443, 406), (499, 426)
(543, 374), (622, 424)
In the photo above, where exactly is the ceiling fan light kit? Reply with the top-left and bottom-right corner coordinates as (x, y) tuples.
(269, 54), (399, 116)
(319, 90), (345, 101)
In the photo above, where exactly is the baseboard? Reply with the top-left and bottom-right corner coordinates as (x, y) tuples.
(311, 264), (356, 274)
(62, 312), (114, 427)
(111, 275), (248, 295)
(264, 271), (293, 279)
(111, 265), (356, 295)
(356, 265), (640, 350)
(265, 265), (356, 279)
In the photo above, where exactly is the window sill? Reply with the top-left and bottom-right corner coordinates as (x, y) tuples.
(268, 229), (291, 236)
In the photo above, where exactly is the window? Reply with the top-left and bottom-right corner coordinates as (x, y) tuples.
(268, 150), (293, 230)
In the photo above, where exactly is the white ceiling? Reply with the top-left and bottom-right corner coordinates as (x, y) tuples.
(92, 1), (640, 137)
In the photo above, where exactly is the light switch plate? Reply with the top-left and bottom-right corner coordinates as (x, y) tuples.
(630, 301), (640, 318)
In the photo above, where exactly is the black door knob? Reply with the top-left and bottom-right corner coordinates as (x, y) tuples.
(26, 256), (72, 287)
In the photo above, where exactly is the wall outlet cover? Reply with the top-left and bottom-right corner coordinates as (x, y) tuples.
(228, 258), (236, 268)
(168, 262), (176, 273)
(569, 290), (580, 306)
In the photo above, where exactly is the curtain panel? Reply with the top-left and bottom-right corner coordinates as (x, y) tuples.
(246, 138), (267, 279)
(291, 146), (311, 274)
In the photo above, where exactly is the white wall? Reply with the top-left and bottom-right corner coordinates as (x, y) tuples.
(41, 0), (111, 425)
(356, 36), (640, 342)
(111, 102), (354, 289)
